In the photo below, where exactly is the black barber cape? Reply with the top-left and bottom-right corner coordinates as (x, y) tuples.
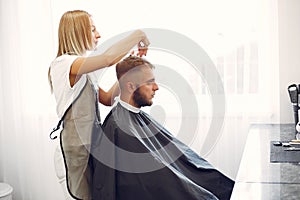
(91, 103), (234, 200)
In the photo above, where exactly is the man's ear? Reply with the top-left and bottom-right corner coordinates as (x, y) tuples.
(126, 82), (136, 93)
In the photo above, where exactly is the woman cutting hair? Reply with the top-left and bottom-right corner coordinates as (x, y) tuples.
(48, 10), (149, 200)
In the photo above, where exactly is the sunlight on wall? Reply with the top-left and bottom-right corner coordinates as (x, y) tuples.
(51, 0), (260, 56)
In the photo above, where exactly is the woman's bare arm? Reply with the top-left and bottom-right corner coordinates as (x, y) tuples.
(98, 82), (120, 106)
(70, 30), (149, 76)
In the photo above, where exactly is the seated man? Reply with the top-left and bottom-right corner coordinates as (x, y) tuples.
(91, 55), (234, 200)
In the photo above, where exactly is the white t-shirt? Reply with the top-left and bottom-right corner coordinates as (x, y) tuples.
(50, 54), (87, 118)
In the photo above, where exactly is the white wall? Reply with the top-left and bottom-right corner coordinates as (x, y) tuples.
(279, 0), (300, 123)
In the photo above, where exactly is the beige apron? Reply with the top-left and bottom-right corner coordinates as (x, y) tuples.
(60, 76), (100, 200)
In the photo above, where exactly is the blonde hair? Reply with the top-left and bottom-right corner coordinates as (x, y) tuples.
(57, 10), (93, 56)
(49, 10), (93, 92)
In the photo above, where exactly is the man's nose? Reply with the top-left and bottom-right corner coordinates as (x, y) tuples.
(153, 82), (159, 91)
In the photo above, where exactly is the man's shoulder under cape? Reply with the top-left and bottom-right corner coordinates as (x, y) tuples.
(91, 103), (234, 200)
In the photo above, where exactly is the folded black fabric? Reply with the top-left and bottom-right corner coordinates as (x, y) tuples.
(270, 141), (300, 163)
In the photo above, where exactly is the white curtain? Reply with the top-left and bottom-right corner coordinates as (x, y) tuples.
(0, 0), (64, 199)
(0, 0), (279, 199)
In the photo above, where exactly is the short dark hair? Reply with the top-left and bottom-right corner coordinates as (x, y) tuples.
(116, 55), (154, 80)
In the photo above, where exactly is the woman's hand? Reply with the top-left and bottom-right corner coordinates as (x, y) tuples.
(136, 31), (150, 57)
(137, 41), (148, 57)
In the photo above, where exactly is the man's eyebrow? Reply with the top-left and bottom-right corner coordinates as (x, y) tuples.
(146, 78), (155, 83)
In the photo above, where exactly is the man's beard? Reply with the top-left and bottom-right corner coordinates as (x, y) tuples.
(132, 87), (152, 108)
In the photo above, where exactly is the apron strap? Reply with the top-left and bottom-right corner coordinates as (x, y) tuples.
(49, 75), (101, 140)
(49, 79), (89, 140)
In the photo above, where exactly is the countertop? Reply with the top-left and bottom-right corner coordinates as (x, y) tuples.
(230, 124), (300, 200)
